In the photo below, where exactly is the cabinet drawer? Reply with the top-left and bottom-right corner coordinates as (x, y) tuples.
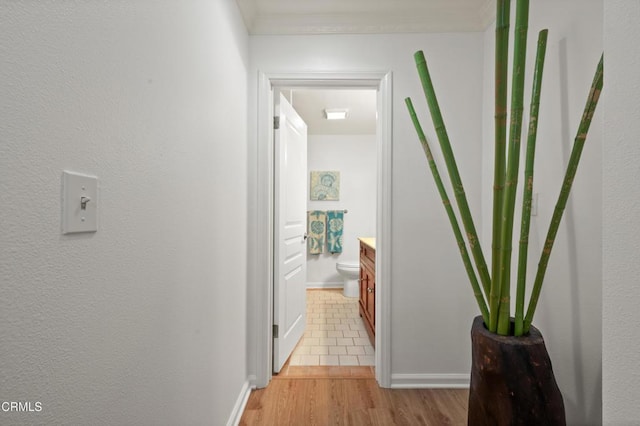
(360, 244), (375, 265)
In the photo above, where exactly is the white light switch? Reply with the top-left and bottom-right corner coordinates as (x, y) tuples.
(62, 171), (98, 234)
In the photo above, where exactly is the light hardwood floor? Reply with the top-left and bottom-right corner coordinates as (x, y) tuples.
(239, 376), (469, 425)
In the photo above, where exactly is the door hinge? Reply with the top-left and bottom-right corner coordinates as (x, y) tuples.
(273, 324), (279, 338)
(274, 116), (280, 130)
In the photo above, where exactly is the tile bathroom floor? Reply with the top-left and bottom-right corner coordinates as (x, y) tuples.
(287, 289), (375, 367)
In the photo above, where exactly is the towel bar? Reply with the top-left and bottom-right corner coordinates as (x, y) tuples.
(307, 209), (348, 213)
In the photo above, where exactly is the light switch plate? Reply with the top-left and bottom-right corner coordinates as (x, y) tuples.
(62, 171), (98, 234)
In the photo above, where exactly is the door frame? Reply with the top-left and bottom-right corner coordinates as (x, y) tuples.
(252, 70), (392, 388)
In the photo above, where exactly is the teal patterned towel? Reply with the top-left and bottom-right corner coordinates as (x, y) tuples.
(326, 210), (344, 253)
(307, 211), (326, 254)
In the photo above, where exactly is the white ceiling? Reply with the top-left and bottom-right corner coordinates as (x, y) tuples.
(237, 0), (495, 35)
(242, 0), (495, 135)
(284, 89), (377, 135)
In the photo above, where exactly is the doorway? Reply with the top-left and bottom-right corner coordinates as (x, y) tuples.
(252, 71), (392, 389)
(279, 88), (376, 374)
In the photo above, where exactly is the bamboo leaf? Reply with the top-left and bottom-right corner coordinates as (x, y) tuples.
(524, 54), (604, 333)
(406, 97), (490, 325)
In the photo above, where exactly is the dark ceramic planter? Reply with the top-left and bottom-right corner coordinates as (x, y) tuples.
(468, 316), (566, 426)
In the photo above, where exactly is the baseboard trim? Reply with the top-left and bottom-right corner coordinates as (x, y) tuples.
(226, 380), (253, 426)
(306, 282), (343, 289)
(390, 373), (470, 389)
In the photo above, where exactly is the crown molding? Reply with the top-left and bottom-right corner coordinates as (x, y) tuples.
(238, 1), (492, 35)
(249, 12), (485, 35)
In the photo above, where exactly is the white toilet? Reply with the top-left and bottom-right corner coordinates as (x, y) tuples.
(336, 261), (360, 298)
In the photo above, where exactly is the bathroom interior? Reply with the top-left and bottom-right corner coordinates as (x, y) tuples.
(281, 88), (378, 372)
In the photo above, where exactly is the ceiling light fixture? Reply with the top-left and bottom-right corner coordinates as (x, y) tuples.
(324, 108), (348, 120)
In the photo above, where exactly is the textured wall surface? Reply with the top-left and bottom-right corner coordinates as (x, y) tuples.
(0, 1), (249, 425)
(603, 1), (640, 423)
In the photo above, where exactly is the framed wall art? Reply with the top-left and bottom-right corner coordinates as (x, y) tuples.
(310, 171), (340, 201)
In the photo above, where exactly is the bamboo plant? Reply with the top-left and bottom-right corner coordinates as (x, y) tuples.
(406, 0), (604, 336)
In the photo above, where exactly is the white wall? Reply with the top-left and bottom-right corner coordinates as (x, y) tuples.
(306, 134), (377, 287)
(248, 33), (484, 385)
(0, 1), (249, 425)
(481, 2), (603, 424)
(603, 1), (640, 424)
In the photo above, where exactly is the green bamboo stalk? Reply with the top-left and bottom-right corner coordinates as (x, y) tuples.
(414, 50), (492, 303)
(514, 29), (548, 337)
(524, 54), (604, 333)
(490, 0), (511, 332)
(495, 0), (530, 335)
(405, 97), (490, 325)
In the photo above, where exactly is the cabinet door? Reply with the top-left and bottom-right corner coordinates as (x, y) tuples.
(366, 273), (375, 327)
(360, 266), (373, 325)
(359, 266), (366, 312)
(359, 242), (376, 347)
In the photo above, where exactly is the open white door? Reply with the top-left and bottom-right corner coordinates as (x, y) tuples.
(273, 93), (308, 373)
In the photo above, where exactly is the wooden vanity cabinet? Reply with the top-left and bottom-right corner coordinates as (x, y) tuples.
(359, 240), (375, 347)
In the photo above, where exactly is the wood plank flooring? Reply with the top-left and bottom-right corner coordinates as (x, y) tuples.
(277, 364), (375, 379)
(239, 376), (468, 425)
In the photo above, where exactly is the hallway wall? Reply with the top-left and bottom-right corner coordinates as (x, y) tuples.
(0, 1), (249, 425)
(603, 1), (640, 423)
